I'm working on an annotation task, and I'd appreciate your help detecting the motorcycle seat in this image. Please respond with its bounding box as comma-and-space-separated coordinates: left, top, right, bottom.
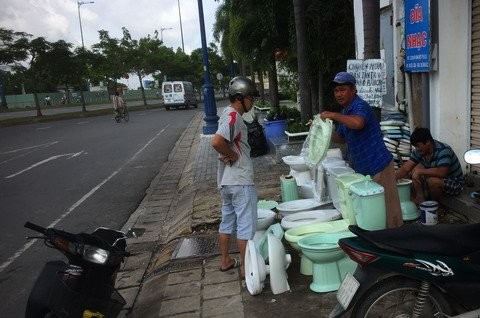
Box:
349, 223, 480, 256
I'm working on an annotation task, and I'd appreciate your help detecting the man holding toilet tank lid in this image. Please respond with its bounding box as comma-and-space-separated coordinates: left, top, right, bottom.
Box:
320, 71, 403, 228
211, 76, 260, 278
395, 127, 464, 206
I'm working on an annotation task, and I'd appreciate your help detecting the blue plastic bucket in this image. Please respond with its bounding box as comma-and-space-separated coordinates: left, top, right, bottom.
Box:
264, 119, 287, 139
420, 201, 438, 225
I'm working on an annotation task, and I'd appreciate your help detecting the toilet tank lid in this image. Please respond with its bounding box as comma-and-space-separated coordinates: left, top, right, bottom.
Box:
349, 178, 384, 196
327, 165, 354, 176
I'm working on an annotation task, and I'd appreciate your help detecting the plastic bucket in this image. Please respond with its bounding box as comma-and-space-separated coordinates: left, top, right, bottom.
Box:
420, 201, 438, 225
264, 119, 287, 139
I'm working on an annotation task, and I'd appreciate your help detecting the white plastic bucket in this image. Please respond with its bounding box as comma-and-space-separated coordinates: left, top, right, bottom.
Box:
419, 201, 438, 225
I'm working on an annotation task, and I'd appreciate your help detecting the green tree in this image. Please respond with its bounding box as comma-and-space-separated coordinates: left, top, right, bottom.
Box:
19, 37, 52, 116
214, 0, 292, 111
92, 30, 130, 94
0, 28, 32, 108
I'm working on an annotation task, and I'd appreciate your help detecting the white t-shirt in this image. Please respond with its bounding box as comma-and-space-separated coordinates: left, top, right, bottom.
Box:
215, 106, 254, 187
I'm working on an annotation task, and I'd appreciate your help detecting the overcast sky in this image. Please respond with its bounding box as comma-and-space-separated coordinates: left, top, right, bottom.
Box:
1, 0, 220, 54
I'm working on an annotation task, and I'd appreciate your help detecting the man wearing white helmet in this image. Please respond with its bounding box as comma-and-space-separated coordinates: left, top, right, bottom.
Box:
211, 76, 260, 278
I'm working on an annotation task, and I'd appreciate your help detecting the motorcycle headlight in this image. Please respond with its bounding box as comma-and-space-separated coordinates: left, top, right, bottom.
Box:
82, 245, 110, 264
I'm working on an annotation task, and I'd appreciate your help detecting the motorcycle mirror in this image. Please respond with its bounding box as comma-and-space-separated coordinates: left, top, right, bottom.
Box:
464, 149, 480, 164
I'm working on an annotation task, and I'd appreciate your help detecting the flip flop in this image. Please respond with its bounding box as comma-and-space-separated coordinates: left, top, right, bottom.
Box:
219, 258, 241, 272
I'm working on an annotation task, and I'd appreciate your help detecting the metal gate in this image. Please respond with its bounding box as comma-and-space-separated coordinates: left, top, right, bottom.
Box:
471, 0, 480, 173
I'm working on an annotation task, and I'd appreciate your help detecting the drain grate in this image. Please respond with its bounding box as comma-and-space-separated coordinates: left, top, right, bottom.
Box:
172, 234, 238, 259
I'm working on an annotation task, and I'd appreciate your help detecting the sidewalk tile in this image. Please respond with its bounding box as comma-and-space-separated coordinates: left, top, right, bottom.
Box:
203, 281, 241, 300
202, 295, 243, 317
167, 269, 203, 285
159, 295, 201, 316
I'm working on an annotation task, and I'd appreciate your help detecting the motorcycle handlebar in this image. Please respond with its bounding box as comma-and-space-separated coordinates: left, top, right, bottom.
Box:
24, 222, 47, 235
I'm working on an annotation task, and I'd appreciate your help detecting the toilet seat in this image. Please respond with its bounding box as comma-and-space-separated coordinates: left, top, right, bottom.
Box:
245, 234, 291, 295
280, 209, 341, 230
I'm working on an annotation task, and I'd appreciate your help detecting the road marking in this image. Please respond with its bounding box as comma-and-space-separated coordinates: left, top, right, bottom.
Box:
36, 127, 51, 130
0, 125, 169, 274
77, 121, 89, 125
0, 141, 59, 155
5, 151, 84, 179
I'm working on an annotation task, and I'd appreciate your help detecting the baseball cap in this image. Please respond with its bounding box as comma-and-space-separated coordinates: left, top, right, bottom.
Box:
331, 72, 356, 86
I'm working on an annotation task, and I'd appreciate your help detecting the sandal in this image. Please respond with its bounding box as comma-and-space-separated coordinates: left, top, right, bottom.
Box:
219, 258, 241, 272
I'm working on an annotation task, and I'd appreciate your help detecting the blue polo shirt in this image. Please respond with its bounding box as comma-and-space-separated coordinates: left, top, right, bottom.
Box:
337, 95, 392, 175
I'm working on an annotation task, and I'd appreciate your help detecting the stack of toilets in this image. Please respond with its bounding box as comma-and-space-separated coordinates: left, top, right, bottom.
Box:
246, 115, 418, 296
280, 147, 395, 293
246, 205, 291, 296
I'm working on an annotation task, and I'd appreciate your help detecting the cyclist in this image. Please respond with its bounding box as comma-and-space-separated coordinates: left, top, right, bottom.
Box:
112, 91, 126, 116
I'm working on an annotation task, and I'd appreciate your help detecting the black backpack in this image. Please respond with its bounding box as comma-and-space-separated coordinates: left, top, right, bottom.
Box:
244, 119, 269, 157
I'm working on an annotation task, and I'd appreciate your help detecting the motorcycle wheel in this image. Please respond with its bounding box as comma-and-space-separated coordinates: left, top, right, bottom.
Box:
123, 110, 129, 122
351, 276, 452, 318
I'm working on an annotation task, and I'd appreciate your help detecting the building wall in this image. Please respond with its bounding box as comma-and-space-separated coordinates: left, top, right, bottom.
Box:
354, 0, 471, 168
429, 0, 470, 164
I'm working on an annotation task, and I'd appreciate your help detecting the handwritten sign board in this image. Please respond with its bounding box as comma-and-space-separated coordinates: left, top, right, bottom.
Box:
404, 0, 430, 72
346, 59, 386, 108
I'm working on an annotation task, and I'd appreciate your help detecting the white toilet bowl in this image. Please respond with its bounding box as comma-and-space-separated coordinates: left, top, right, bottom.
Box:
284, 219, 350, 275
280, 209, 341, 231
282, 155, 312, 185
276, 199, 324, 217
298, 231, 356, 292
257, 208, 276, 230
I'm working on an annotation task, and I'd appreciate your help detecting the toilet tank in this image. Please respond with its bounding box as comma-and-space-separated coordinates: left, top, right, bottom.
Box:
349, 177, 386, 230
334, 173, 364, 224
326, 166, 355, 212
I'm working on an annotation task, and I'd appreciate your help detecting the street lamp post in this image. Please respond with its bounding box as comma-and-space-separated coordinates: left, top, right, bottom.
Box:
177, 0, 185, 52
160, 27, 173, 42
197, 0, 218, 134
77, 1, 94, 48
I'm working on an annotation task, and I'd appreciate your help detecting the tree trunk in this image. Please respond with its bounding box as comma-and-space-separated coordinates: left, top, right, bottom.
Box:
80, 89, 87, 112
33, 92, 42, 117
317, 69, 325, 113
293, 0, 312, 123
137, 72, 147, 106
362, 0, 380, 59
311, 73, 319, 115
362, 0, 381, 121
257, 70, 265, 103
268, 57, 279, 111
33, 81, 42, 117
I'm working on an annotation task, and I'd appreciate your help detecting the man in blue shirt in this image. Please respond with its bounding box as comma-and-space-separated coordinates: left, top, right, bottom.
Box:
395, 127, 464, 205
320, 71, 403, 228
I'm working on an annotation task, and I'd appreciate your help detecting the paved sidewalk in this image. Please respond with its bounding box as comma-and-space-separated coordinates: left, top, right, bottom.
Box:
113, 109, 342, 317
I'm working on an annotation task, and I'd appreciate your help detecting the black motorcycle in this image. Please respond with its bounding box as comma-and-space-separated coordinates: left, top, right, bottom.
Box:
24, 222, 136, 318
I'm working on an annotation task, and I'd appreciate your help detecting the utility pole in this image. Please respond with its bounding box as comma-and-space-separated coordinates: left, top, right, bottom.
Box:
77, 1, 94, 48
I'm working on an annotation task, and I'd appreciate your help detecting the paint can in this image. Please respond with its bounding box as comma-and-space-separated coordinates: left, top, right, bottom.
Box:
419, 201, 438, 225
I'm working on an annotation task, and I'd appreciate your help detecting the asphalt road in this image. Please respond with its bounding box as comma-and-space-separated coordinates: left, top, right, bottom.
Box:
0, 105, 205, 316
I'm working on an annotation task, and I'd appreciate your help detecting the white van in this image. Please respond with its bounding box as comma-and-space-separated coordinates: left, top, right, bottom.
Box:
162, 81, 198, 110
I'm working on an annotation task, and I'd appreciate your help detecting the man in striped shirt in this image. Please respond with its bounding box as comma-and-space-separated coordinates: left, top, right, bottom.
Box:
395, 127, 465, 205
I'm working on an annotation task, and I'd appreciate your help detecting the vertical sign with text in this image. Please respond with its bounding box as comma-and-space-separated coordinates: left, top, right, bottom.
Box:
347, 59, 386, 108
405, 0, 430, 72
